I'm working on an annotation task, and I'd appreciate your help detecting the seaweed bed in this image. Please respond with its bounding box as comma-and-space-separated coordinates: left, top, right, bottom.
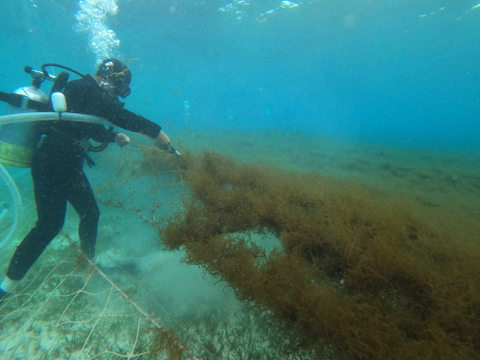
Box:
138, 136, 480, 360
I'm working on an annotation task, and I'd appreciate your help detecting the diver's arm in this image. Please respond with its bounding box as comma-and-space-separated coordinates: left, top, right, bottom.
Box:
90, 125, 118, 144
67, 78, 162, 138
103, 104, 176, 153
68, 78, 175, 152
99, 100, 162, 139
88, 125, 129, 147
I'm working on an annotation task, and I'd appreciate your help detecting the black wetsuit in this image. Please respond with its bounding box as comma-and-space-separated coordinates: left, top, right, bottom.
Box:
6, 76, 162, 281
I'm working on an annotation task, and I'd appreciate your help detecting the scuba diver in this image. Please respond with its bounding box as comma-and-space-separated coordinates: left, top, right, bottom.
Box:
0, 59, 175, 302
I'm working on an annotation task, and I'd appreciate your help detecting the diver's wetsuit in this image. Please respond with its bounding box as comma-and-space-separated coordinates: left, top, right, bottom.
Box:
6, 76, 162, 281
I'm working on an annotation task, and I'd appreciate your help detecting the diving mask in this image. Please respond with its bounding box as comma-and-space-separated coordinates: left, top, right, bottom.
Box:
97, 59, 132, 98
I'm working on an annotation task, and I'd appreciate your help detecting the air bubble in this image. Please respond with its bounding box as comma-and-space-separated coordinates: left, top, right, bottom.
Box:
74, 0, 120, 63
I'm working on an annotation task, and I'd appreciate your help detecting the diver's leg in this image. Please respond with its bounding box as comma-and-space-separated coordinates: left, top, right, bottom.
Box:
5, 158, 68, 282
67, 169, 99, 259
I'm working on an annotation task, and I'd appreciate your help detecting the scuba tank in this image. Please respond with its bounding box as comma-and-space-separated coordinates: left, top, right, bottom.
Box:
0, 86, 48, 168
0, 63, 121, 168
0, 65, 67, 168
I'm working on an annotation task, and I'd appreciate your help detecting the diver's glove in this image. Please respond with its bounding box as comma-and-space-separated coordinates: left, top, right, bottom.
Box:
115, 133, 130, 147
154, 130, 181, 156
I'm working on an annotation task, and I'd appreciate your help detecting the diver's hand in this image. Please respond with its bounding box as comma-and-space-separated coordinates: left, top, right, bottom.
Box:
115, 133, 130, 147
154, 130, 181, 156
154, 130, 172, 152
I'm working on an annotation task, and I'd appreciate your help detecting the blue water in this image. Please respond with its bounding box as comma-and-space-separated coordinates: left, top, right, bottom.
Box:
1, 0, 479, 151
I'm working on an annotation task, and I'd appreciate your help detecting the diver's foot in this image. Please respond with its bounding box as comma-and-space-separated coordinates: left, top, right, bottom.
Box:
0, 288, 10, 303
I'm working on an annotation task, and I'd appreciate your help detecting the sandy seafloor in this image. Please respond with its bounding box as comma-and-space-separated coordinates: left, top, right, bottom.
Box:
0, 128, 479, 359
